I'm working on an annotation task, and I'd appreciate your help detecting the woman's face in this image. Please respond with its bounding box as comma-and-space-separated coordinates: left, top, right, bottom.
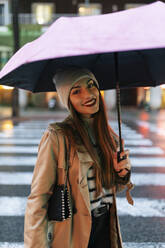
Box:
69, 78, 99, 118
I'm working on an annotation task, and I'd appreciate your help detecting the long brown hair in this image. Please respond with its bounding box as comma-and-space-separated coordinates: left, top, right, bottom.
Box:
63, 91, 117, 196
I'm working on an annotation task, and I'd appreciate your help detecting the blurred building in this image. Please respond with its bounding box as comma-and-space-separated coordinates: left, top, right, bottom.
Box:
0, 0, 164, 109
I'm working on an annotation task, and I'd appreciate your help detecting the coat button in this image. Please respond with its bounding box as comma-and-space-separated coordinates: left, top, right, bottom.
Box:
48, 232, 52, 241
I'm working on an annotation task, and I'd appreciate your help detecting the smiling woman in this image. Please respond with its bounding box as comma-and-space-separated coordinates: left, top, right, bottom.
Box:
69, 78, 99, 118
24, 67, 133, 248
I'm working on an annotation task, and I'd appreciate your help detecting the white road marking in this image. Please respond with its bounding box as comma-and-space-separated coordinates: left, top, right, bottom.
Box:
124, 243, 165, 248
0, 130, 144, 139
137, 120, 165, 136
0, 197, 26, 216
122, 133, 144, 139
0, 146, 38, 154
0, 156, 36, 166
0, 139, 156, 155
0, 133, 43, 138
0, 197, 165, 217
0, 155, 165, 168
130, 157, 165, 167
0, 243, 24, 248
0, 139, 40, 145
110, 121, 144, 138
16, 124, 50, 128
1, 172, 165, 186
0, 138, 152, 146
123, 130, 141, 135
131, 173, 165, 186
9, 127, 45, 131
126, 146, 164, 155
0, 141, 157, 155
0, 172, 33, 185
1, 130, 44, 135
117, 198, 165, 217
109, 121, 134, 130
0, 243, 165, 248
124, 139, 152, 146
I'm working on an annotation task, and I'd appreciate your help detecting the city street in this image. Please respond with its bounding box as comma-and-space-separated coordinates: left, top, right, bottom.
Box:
0, 109, 165, 248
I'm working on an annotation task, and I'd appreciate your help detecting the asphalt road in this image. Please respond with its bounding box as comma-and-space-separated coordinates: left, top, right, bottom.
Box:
0, 109, 165, 248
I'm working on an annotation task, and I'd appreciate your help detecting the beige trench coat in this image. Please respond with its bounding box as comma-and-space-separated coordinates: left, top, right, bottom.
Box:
24, 117, 133, 248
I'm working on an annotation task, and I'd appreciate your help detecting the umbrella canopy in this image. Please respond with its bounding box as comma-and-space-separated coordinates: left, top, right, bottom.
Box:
0, 1, 165, 92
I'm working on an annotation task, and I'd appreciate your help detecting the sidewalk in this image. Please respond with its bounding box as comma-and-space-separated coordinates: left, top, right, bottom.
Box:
0, 107, 69, 122
110, 107, 165, 123
0, 106, 165, 123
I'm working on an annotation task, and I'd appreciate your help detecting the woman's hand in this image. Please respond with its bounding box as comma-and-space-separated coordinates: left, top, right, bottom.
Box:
113, 150, 131, 177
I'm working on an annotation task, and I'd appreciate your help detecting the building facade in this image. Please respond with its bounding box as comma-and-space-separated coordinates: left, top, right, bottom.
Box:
0, 0, 164, 109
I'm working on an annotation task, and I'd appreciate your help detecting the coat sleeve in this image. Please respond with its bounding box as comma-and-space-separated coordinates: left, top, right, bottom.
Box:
24, 129, 59, 248
108, 125, 132, 186
109, 126, 134, 204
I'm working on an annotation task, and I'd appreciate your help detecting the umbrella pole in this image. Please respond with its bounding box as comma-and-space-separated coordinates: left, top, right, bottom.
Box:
116, 82, 123, 153
114, 52, 123, 153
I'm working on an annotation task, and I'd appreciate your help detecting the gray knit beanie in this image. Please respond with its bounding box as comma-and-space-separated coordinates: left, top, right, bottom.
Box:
52, 67, 99, 109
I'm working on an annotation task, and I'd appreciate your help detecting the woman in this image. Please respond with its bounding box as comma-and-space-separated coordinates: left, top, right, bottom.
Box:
24, 67, 134, 248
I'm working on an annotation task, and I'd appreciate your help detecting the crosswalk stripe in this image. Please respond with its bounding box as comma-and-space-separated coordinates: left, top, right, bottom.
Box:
122, 133, 144, 139
0, 146, 38, 154
0, 172, 32, 184
137, 120, 165, 136
117, 198, 165, 217
124, 139, 152, 146
110, 121, 135, 130
0, 156, 36, 166
0, 197, 26, 216
1, 130, 44, 135
0, 138, 152, 146
126, 146, 164, 155
130, 157, 165, 167
0, 156, 164, 168
0, 133, 43, 138
0, 243, 165, 248
0, 172, 165, 186
0, 197, 165, 217
1, 131, 144, 139
0, 243, 23, 248
124, 243, 165, 248
109, 121, 144, 139
0, 155, 165, 168
0, 139, 40, 145
131, 173, 165, 185
0, 145, 162, 155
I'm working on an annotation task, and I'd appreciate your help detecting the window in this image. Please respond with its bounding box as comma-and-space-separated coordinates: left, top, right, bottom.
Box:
78, 3, 102, 16
0, 4, 4, 25
125, 4, 145, 10
32, 3, 54, 24
0, 0, 9, 26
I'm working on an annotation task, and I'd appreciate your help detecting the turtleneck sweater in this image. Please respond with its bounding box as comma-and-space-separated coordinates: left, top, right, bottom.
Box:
81, 116, 113, 211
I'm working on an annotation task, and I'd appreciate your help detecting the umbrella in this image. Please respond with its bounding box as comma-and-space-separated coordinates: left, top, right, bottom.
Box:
0, 1, 165, 154
1, 1, 165, 91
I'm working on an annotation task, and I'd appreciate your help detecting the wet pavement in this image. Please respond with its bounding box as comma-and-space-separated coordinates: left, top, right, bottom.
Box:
0, 107, 165, 247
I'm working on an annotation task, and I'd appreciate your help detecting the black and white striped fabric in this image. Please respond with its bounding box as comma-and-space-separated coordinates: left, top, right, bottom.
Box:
87, 166, 113, 211
82, 117, 114, 210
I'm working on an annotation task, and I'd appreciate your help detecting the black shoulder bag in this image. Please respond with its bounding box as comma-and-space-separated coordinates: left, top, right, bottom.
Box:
47, 137, 72, 221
